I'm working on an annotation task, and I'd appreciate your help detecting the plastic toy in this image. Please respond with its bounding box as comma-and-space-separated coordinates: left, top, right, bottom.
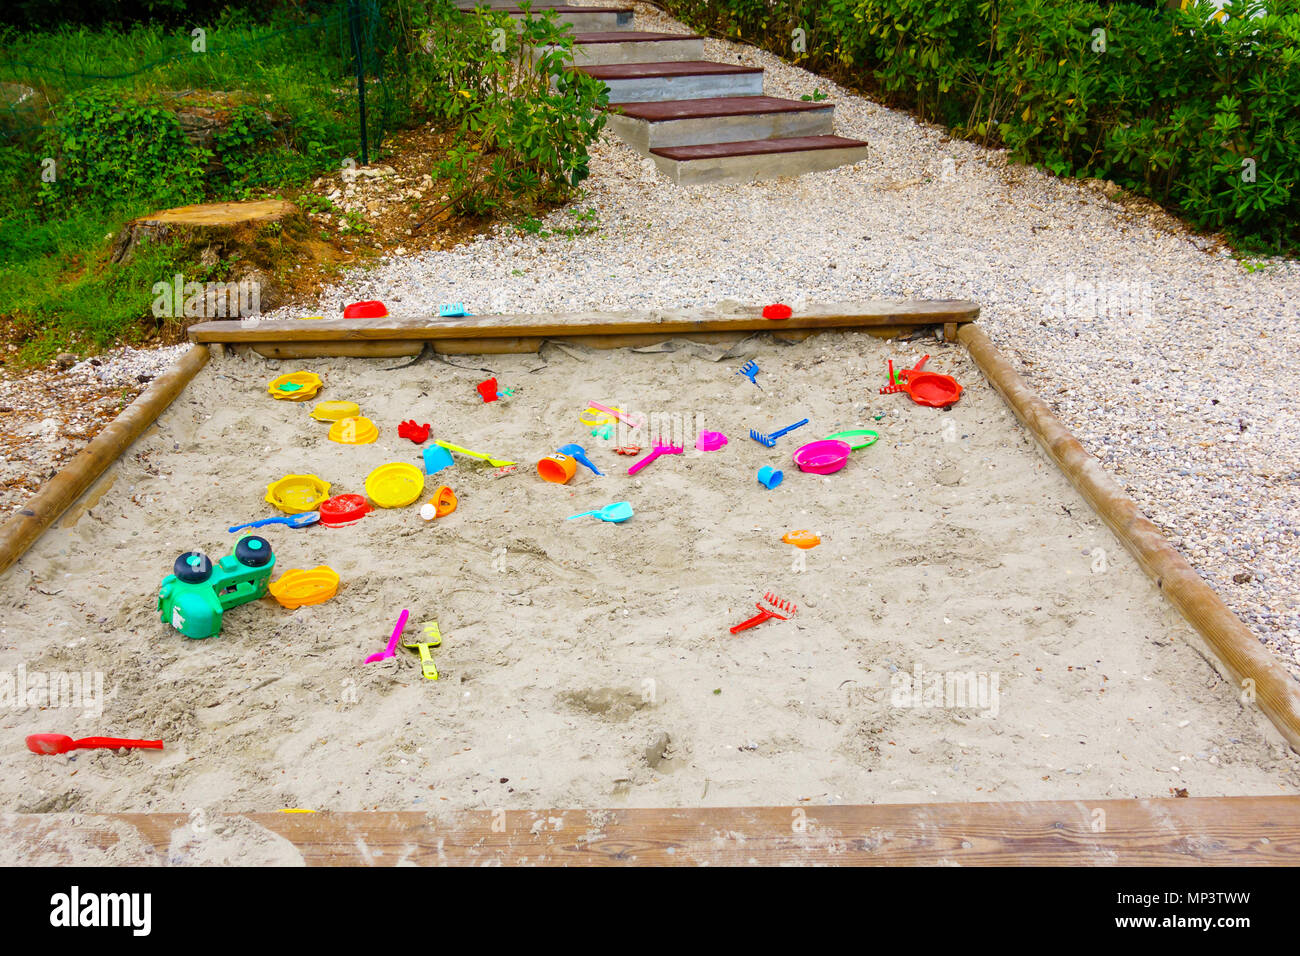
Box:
730, 592, 797, 634
265, 474, 331, 514
557, 443, 603, 476
591, 425, 613, 440
26, 734, 163, 755
757, 466, 784, 489
750, 418, 809, 447
419, 486, 457, 520
613, 445, 641, 456
583, 402, 642, 429
782, 530, 821, 549
567, 501, 633, 523
268, 372, 323, 402
823, 429, 879, 450
268, 566, 340, 610
762, 303, 792, 320
627, 440, 684, 475
319, 494, 370, 527
538, 453, 578, 484
879, 355, 962, 407
343, 300, 387, 318
158, 536, 275, 639
228, 512, 319, 533
328, 416, 378, 444
477, 378, 499, 403
310, 400, 360, 422
398, 420, 431, 444
793, 439, 851, 475
404, 620, 441, 680
365, 609, 409, 664
736, 360, 761, 388
495, 465, 517, 477
434, 440, 516, 467
696, 431, 728, 451
365, 462, 424, 508
439, 303, 470, 317
422, 444, 455, 475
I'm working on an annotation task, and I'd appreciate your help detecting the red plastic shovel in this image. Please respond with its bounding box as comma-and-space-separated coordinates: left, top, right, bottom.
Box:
26, 734, 163, 755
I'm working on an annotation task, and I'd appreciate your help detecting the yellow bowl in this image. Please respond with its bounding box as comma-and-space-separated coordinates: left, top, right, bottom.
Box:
269, 566, 340, 610
310, 400, 360, 422
265, 473, 331, 514
268, 371, 323, 401
365, 462, 424, 509
328, 416, 378, 444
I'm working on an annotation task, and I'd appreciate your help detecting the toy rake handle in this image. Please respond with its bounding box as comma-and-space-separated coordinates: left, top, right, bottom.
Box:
75, 737, 164, 750
730, 605, 787, 634
626, 448, 663, 476
771, 419, 810, 440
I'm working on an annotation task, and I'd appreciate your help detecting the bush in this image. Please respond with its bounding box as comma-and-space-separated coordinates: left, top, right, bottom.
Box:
658, 0, 1299, 253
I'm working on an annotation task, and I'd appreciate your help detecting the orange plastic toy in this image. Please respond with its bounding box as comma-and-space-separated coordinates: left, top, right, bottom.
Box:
537, 453, 578, 484
782, 530, 821, 549
419, 486, 457, 520
269, 566, 340, 609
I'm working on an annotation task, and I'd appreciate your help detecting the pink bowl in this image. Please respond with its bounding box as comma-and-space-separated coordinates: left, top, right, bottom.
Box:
793, 439, 851, 475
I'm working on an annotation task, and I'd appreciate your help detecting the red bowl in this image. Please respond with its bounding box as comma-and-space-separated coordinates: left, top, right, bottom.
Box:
905, 372, 963, 408
319, 493, 371, 526
343, 300, 388, 319
762, 303, 792, 320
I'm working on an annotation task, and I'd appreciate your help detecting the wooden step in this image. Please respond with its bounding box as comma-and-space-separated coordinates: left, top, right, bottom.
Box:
542, 31, 705, 66
649, 135, 869, 185
498, 6, 635, 30
606, 96, 834, 153
575, 60, 764, 103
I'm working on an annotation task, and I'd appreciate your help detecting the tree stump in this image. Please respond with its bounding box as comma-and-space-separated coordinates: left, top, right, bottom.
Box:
110, 200, 298, 264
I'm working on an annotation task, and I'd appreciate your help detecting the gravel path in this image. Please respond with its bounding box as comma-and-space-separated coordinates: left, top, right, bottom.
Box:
12, 2, 1298, 677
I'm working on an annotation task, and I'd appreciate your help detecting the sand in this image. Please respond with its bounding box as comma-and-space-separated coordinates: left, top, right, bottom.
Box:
1, 331, 1297, 822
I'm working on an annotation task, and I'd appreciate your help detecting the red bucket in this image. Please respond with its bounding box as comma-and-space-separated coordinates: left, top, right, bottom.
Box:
343, 300, 388, 319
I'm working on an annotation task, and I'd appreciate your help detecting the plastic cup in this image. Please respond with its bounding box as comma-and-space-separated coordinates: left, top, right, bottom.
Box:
422, 444, 454, 476
757, 466, 784, 489
538, 453, 578, 484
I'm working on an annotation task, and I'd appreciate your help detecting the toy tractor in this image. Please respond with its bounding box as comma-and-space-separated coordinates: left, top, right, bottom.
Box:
158, 536, 276, 639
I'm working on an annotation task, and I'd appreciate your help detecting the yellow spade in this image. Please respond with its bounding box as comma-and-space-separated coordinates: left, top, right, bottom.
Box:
433, 440, 516, 468
404, 620, 441, 680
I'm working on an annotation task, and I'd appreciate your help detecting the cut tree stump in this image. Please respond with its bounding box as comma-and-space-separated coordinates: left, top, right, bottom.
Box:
110, 200, 298, 265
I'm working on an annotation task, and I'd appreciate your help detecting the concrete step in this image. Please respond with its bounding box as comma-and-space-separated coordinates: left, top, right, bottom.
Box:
539, 31, 705, 67
649, 135, 869, 185
575, 60, 764, 103
507, 7, 634, 30
606, 96, 835, 154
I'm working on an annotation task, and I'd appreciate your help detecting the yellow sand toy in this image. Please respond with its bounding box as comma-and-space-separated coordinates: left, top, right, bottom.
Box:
265, 474, 331, 514
432, 440, 516, 468
404, 620, 441, 680
269, 566, 340, 609
267, 371, 323, 401
365, 462, 424, 508
310, 400, 360, 422
328, 416, 378, 444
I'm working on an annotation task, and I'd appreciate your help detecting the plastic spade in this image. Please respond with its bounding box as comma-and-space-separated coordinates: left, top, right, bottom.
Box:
557, 443, 604, 476
228, 512, 319, 533
26, 734, 163, 755
566, 502, 634, 523
364, 609, 410, 664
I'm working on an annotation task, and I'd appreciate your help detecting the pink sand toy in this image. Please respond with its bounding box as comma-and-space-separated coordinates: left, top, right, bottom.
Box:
364, 609, 409, 664
792, 439, 852, 475
586, 402, 643, 429
696, 430, 728, 451
627, 439, 684, 475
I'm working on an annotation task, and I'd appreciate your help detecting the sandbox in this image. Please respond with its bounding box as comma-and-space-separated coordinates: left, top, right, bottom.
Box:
2, 327, 1297, 837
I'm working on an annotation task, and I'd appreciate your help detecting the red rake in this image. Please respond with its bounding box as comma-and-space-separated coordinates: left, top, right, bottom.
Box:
879, 354, 929, 394
730, 591, 798, 634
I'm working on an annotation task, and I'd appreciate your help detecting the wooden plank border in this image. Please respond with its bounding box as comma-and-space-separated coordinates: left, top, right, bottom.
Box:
0, 344, 210, 577
186, 299, 980, 353
4, 796, 1298, 865
959, 324, 1300, 751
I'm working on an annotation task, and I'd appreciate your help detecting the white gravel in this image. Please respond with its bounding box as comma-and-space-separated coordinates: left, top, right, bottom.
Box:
260, 1, 1298, 676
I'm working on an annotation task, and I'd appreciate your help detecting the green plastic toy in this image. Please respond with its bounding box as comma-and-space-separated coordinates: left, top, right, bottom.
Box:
158, 536, 276, 639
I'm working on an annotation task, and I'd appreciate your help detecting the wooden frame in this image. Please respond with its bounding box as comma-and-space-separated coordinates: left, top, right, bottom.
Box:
4, 301, 1298, 865
4, 796, 1298, 865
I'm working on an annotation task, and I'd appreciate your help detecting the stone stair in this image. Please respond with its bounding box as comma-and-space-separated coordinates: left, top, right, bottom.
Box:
456, 1, 868, 184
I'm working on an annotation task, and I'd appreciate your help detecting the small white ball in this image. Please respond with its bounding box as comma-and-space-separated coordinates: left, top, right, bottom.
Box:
419, 503, 436, 521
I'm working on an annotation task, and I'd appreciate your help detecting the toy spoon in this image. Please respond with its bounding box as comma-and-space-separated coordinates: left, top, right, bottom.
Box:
566, 502, 634, 523
228, 512, 320, 533
364, 609, 409, 664
26, 734, 163, 755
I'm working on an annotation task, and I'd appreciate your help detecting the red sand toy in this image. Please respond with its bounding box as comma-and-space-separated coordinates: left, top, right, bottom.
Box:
730, 592, 797, 634
343, 300, 388, 318
763, 303, 792, 320
879, 355, 963, 408
27, 734, 162, 755
398, 420, 431, 444
477, 378, 499, 403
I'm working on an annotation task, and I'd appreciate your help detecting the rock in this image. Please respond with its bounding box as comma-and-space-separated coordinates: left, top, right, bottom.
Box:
54, 353, 77, 369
